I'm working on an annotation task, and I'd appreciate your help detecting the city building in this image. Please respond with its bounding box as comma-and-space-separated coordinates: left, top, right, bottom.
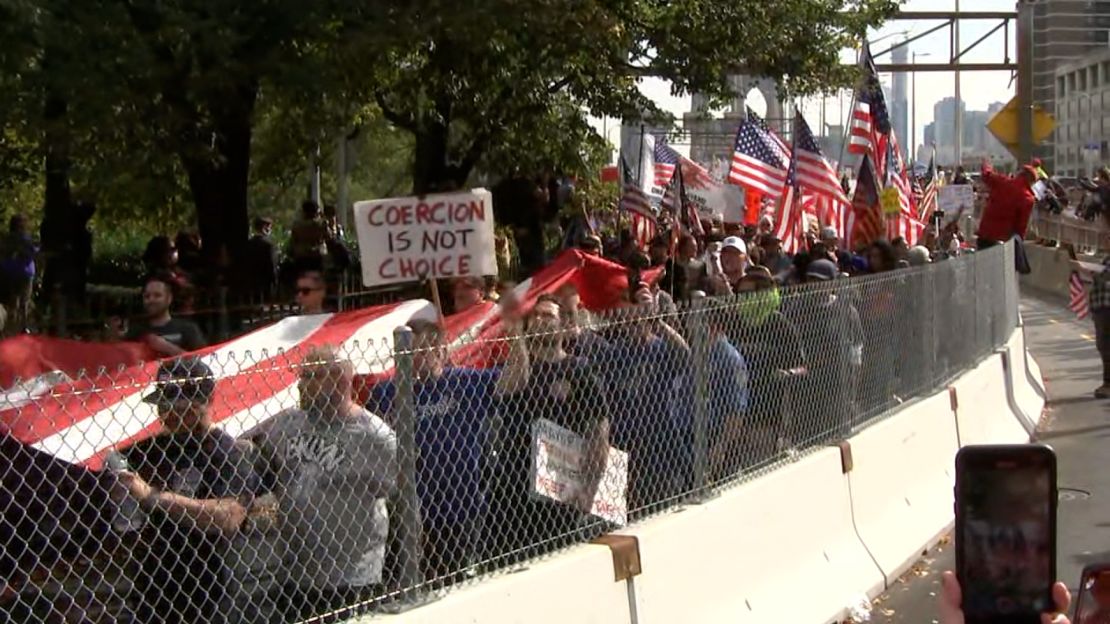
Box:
1053, 47, 1110, 177
923, 97, 1012, 167
890, 44, 910, 163
1031, 0, 1110, 168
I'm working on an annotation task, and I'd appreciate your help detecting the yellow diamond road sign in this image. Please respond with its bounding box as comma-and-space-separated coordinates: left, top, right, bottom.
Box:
986, 96, 1056, 158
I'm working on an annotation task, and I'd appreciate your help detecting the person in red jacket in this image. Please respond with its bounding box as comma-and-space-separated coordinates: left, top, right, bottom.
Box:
976, 159, 1037, 250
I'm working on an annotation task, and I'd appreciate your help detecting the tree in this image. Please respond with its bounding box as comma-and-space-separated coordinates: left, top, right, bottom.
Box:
373, 0, 901, 194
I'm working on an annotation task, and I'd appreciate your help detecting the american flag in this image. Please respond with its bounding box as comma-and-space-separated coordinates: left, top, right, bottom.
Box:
660, 163, 705, 239
883, 133, 923, 245
729, 115, 790, 198
919, 147, 939, 223
654, 140, 679, 189
848, 42, 890, 158
850, 153, 883, 248
794, 112, 850, 205
747, 107, 791, 164
654, 141, 715, 191
772, 138, 805, 254
1070, 272, 1090, 320
620, 158, 658, 249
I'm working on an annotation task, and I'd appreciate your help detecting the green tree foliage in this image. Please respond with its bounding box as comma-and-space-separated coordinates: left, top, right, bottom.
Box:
0, 0, 897, 269
374, 0, 900, 193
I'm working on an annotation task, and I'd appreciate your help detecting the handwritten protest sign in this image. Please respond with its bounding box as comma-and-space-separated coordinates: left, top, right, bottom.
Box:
353, 189, 497, 287
938, 185, 975, 225
531, 418, 628, 526
880, 187, 901, 215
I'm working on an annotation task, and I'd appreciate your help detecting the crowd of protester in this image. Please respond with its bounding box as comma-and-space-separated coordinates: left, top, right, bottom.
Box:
0, 157, 1046, 622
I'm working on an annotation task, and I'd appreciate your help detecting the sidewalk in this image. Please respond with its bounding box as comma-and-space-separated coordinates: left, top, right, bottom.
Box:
868, 291, 1110, 623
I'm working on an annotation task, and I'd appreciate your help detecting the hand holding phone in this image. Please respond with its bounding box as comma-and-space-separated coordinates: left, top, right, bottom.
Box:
955, 444, 1058, 623
940, 571, 1071, 624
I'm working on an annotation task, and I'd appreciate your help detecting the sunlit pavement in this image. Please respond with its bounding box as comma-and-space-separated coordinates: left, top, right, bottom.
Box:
866, 289, 1108, 623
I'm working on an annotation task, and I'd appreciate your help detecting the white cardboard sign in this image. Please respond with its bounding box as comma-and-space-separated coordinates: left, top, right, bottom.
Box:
353, 189, 497, 287
531, 418, 629, 526
938, 185, 975, 220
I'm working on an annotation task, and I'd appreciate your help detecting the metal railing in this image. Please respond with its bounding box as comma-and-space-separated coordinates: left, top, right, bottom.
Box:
0, 244, 1018, 623
1030, 210, 1105, 252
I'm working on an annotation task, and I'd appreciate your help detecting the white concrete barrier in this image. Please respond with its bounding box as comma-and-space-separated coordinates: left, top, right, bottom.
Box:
1020, 244, 1072, 299
1003, 328, 1046, 433
845, 392, 960, 584
951, 354, 1031, 446
372, 544, 632, 624
630, 447, 883, 624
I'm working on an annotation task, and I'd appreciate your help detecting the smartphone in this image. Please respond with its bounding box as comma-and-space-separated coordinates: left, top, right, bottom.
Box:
1074, 563, 1110, 624
955, 444, 1057, 623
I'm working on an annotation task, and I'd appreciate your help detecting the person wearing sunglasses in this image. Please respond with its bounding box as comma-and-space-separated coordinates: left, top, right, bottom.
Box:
294, 270, 327, 315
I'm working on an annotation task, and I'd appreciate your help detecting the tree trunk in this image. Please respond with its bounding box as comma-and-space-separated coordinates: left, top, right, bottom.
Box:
178, 86, 257, 277
411, 121, 474, 195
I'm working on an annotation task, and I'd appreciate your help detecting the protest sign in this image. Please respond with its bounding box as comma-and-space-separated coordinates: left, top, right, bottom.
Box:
938, 185, 975, 226
353, 189, 497, 287
880, 187, 901, 215
531, 418, 629, 526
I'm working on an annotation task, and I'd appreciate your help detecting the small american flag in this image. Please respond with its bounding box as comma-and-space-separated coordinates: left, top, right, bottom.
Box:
1070, 272, 1091, 320
772, 138, 805, 254
794, 112, 850, 204
621, 158, 658, 249
849, 42, 890, 158
883, 133, 923, 245
919, 147, 939, 224
729, 116, 790, 198
653, 140, 679, 189
661, 163, 705, 238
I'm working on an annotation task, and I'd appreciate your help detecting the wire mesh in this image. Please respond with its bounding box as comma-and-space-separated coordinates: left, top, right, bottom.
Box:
0, 245, 1018, 623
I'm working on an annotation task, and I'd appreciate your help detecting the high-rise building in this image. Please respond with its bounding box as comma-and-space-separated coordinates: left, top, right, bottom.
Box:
891, 44, 910, 162
1053, 47, 1110, 177
1031, 0, 1110, 168
932, 97, 966, 165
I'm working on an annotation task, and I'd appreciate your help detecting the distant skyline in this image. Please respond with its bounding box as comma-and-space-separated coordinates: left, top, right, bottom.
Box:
599, 0, 1017, 163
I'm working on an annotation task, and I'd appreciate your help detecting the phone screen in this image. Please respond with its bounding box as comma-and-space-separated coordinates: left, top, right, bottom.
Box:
959, 462, 1054, 618
1075, 569, 1110, 624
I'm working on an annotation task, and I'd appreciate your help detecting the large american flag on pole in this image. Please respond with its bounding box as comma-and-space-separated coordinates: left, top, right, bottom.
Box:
848, 41, 889, 159
729, 115, 790, 198
794, 112, 849, 232
747, 107, 792, 163
620, 158, 658, 249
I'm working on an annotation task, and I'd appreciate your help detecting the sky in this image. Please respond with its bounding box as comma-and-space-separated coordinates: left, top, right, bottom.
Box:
598, 0, 1018, 163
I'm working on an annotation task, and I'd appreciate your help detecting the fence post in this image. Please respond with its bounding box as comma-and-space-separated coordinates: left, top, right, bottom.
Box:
217, 285, 230, 342
689, 295, 710, 500
391, 326, 425, 596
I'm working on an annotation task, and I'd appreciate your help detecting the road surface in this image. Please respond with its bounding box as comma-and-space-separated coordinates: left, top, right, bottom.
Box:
868, 290, 1110, 623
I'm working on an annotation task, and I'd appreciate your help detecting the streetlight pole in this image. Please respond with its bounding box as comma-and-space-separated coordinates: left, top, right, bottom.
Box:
912, 51, 931, 166
954, 0, 963, 168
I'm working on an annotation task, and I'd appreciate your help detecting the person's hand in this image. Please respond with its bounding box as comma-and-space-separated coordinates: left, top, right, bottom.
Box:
116, 471, 154, 502
939, 571, 1071, 624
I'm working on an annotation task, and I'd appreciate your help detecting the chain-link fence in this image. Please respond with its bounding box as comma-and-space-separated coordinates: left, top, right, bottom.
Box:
0, 244, 1019, 624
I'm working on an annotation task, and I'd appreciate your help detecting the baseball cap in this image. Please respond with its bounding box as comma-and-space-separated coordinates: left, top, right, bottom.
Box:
142, 356, 216, 407
820, 226, 839, 241
806, 259, 840, 281
722, 236, 747, 254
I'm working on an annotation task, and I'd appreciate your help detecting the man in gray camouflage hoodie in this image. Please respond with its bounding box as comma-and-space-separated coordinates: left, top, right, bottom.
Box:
245, 346, 397, 621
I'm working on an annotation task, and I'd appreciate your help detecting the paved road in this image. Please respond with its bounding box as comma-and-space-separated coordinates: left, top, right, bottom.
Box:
869, 290, 1110, 623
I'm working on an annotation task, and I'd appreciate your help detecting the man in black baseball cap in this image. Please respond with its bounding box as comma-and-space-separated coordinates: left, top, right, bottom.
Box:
118, 355, 259, 624
141, 356, 217, 433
